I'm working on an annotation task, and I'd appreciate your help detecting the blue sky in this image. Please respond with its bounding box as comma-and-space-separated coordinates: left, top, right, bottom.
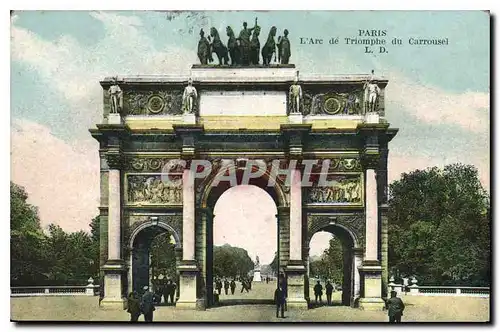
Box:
10, 11, 490, 259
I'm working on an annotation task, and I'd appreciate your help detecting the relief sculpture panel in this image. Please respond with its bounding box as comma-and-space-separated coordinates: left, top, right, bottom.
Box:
302, 87, 365, 116
123, 89, 184, 116
126, 174, 182, 205
306, 174, 363, 205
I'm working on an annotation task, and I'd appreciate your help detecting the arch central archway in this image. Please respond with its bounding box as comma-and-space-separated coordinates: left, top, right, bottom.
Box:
128, 221, 182, 298
307, 221, 362, 307
199, 166, 286, 307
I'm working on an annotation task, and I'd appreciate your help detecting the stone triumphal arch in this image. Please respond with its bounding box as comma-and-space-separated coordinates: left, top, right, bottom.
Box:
90, 65, 398, 310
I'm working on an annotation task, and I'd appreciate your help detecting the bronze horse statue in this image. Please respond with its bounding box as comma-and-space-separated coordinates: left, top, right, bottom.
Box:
226, 26, 240, 66
209, 27, 229, 66
261, 26, 277, 65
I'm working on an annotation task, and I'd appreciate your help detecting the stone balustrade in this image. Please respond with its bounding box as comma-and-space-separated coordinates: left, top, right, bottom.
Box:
11, 278, 99, 297
387, 278, 489, 298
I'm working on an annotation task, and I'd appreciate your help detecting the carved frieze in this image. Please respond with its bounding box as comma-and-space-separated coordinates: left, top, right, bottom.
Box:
306, 174, 363, 205
123, 89, 184, 116
126, 157, 185, 172
303, 89, 364, 116
307, 214, 365, 248
126, 175, 182, 205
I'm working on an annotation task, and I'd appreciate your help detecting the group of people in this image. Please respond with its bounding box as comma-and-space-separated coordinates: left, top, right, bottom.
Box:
213, 277, 237, 296
152, 279, 177, 305
313, 280, 336, 306
213, 276, 254, 301
126, 286, 156, 322
311, 280, 406, 322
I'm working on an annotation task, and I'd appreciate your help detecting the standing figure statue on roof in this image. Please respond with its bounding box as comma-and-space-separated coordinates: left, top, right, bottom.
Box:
262, 26, 277, 66
277, 29, 291, 65
182, 78, 198, 114
289, 71, 303, 114
197, 28, 212, 65
239, 18, 258, 66
108, 77, 123, 114
250, 22, 261, 65
363, 70, 381, 113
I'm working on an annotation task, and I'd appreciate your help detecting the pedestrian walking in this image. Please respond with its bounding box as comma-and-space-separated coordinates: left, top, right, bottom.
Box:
325, 280, 334, 306
314, 280, 323, 304
169, 280, 177, 304
140, 286, 155, 322
386, 291, 405, 323
127, 291, 141, 322
224, 278, 230, 295
216, 279, 223, 295
274, 285, 286, 318
230, 279, 236, 295
241, 279, 249, 293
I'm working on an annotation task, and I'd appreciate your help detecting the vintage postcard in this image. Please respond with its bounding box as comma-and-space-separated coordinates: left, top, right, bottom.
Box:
10, 10, 490, 323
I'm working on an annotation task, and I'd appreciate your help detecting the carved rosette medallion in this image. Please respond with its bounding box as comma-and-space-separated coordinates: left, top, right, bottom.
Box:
147, 95, 165, 114
323, 96, 342, 115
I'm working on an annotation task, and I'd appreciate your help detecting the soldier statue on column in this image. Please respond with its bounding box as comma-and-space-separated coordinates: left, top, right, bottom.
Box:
289, 71, 303, 114
108, 77, 123, 114
364, 70, 381, 113
182, 78, 198, 114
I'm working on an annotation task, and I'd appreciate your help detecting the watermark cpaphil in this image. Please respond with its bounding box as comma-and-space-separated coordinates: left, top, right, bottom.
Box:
160, 159, 357, 188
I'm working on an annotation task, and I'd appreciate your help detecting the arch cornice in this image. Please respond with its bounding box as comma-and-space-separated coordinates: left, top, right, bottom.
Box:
128, 218, 182, 250
307, 213, 364, 249
197, 161, 288, 209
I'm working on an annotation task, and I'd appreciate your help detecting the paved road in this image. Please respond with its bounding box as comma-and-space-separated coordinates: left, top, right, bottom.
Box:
11, 282, 490, 322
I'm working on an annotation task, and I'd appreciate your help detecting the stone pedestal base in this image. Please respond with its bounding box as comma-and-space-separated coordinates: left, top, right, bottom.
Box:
107, 113, 123, 125
284, 263, 308, 309
358, 263, 384, 311
253, 270, 262, 282
176, 261, 199, 309
288, 113, 303, 124
183, 113, 196, 124
100, 260, 126, 309
364, 112, 380, 124
358, 297, 385, 310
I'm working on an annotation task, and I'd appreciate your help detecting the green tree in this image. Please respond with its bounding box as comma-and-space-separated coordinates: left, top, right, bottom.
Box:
150, 233, 177, 279
309, 237, 343, 284
10, 182, 47, 285
213, 244, 254, 278
388, 164, 490, 286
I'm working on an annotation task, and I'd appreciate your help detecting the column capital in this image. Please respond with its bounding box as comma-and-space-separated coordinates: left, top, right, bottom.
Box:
280, 124, 312, 159
174, 124, 204, 160
361, 152, 380, 169
106, 150, 124, 169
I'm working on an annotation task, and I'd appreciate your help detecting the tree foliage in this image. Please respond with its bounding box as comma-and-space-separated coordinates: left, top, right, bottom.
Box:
10, 183, 47, 284
388, 164, 490, 286
309, 236, 343, 284
213, 244, 254, 278
150, 233, 177, 279
11, 182, 100, 286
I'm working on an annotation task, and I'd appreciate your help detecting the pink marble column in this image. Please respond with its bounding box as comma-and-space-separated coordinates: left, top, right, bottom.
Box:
182, 166, 195, 261
289, 168, 302, 261
108, 169, 121, 260
365, 168, 378, 261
